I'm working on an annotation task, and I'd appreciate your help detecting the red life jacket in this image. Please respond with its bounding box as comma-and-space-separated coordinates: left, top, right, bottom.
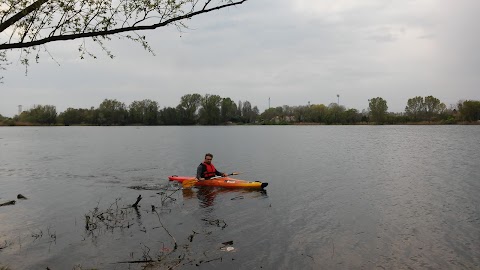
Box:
202, 162, 217, 179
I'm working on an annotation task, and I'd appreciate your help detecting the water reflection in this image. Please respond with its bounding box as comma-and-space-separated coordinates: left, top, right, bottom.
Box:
2, 126, 479, 269
182, 187, 268, 208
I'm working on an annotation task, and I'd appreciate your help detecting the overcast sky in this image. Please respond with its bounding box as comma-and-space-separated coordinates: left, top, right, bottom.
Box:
1, 0, 479, 117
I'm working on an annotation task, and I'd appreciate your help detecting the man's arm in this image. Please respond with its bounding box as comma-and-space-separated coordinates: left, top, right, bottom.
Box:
196, 164, 204, 179
215, 169, 226, 177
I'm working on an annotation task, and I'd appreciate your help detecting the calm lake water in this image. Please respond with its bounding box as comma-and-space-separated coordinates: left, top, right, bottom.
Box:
0, 126, 479, 269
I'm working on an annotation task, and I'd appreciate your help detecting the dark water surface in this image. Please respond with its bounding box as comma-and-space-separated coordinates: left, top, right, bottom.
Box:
0, 126, 479, 269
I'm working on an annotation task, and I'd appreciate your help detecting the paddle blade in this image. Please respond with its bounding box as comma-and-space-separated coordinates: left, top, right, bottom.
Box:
182, 178, 198, 188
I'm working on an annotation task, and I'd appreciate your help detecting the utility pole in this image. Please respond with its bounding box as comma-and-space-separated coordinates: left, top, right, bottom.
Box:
334, 95, 340, 124
18, 105, 22, 115
268, 97, 270, 109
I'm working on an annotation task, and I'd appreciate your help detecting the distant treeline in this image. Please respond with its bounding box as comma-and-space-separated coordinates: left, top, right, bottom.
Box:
1, 94, 479, 126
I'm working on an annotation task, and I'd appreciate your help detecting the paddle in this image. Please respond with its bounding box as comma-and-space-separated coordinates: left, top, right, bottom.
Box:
182, 172, 241, 188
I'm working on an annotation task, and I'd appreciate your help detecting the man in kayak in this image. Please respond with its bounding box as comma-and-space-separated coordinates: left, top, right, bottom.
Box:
196, 153, 227, 180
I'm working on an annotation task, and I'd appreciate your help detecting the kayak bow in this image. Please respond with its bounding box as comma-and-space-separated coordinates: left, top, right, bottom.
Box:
169, 175, 268, 189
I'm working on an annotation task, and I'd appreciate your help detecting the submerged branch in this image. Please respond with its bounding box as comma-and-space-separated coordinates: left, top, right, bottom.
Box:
0, 200, 15, 207
153, 209, 177, 251
132, 195, 142, 208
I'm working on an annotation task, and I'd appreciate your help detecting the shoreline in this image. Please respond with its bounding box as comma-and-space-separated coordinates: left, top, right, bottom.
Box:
1, 121, 479, 127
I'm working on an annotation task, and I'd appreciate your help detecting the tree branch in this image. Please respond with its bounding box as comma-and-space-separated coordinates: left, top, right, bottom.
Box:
0, 0, 50, 33
0, 0, 247, 50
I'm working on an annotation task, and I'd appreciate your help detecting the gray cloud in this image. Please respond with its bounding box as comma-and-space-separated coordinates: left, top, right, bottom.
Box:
1, 0, 479, 117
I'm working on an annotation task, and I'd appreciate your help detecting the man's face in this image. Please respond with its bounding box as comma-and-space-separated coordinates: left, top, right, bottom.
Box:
204, 156, 212, 164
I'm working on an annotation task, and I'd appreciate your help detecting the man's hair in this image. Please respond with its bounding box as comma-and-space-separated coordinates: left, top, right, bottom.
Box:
205, 153, 213, 159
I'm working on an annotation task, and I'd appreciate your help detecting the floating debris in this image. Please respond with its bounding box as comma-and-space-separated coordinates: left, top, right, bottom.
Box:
220, 246, 235, 252
188, 231, 199, 242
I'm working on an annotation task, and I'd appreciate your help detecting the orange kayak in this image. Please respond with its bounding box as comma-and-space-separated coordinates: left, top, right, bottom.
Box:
168, 175, 268, 189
